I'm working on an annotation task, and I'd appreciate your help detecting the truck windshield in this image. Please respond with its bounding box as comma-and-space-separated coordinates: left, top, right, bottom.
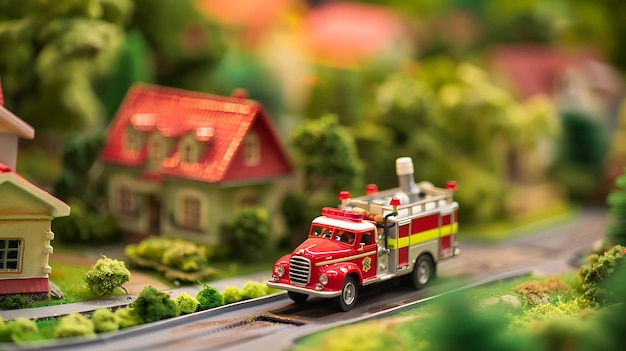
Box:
310, 226, 356, 245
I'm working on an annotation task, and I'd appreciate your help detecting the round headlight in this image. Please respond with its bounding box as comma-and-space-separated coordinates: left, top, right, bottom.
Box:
274, 265, 285, 277
319, 273, 328, 285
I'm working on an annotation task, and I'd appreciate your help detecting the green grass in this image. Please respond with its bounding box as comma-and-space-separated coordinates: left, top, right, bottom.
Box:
27, 263, 126, 308
294, 272, 586, 351
460, 203, 578, 242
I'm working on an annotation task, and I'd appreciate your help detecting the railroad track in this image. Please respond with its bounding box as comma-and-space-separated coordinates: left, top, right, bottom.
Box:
4, 269, 533, 351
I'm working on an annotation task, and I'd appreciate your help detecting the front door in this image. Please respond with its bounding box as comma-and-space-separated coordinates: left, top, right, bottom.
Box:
148, 195, 161, 235
358, 231, 378, 282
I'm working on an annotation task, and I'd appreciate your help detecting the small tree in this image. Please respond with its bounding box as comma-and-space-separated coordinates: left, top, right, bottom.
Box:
606, 168, 626, 246
222, 208, 271, 262
174, 292, 199, 314
291, 114, 363, 195
196, 282, 223, 311
132, 286, 180, 323
53, 313, 95, 339
84, 256, 131, 296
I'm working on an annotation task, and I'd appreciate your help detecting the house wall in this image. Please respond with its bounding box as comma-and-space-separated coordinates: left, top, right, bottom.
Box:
0, 133, 17, 170
0, 219, 52, 280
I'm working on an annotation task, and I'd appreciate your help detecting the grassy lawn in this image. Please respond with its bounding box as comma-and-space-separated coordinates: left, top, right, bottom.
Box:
294, 272, 591, 351
28, 263, 125, 308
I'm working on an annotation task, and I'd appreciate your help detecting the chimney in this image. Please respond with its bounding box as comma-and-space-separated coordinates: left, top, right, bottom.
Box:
395, 157, 420, 202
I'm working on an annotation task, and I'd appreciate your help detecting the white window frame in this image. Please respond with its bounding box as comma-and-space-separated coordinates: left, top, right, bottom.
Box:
0, 239, 23, 272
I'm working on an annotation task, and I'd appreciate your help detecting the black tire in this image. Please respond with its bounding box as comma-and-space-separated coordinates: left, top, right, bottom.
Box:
337, 276, 358, 312
288, 291, 308, 304
410, 255, 435, 289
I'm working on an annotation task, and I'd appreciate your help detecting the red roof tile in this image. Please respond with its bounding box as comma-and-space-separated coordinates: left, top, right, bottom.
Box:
100, 83, 291, 183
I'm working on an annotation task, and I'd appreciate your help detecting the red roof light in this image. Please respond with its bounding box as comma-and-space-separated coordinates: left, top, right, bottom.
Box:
338, 191, 351, 201
389, 198, 401, 207
446, 180, 458, 191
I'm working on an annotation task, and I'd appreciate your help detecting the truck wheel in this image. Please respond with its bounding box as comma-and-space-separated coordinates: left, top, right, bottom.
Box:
288, 291, 308, 304
337, 276, 358, 312
410, 255, 435, 289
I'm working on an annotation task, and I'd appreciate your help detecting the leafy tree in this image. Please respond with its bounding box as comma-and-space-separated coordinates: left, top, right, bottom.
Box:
363, 58, 557, 223
0, 0, 133, 132
53, 313, 95, 339
53, 133, 105, 206
291, 114, 363, 195
92, 308, 120, 333
131, 0, 225, 90
84, 256, 130, 296
222, 208, 272, 263
132, 286, 180, 323
196, 282, 224, 311
550, 110, 608, 201
174, 292, 199, 314
606, 168, 626, 246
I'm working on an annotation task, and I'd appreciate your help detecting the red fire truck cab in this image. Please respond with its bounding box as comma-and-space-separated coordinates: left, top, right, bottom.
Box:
268, 157, 459, 311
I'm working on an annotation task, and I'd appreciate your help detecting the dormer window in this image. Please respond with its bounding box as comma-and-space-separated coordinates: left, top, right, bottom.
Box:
244, 132, 260, 166
124, 127, 143, 152
180, 137, 199, 164
149, 134, 165, 167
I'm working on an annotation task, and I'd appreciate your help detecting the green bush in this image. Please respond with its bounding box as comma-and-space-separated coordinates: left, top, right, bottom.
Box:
221, 208, 272, 262
128, 237, 212, 273
84, 255, 131, 296
222, 286, 243, 304
132, 286, 180, 323
0, 318, 38, 342
241, 281, 268, 300
174, 292, 199, 314
52, 200, 118, 243
53, 313, 95, 339
92, 308, 120, 333
115, 306, 143, 328
196, 282, 224, 311
579, 245, 626, 305
0, 294, 33, 310
161, 240, 208, 272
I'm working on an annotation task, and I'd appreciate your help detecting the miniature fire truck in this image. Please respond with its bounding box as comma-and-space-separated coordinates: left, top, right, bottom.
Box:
267, 157, 459, 311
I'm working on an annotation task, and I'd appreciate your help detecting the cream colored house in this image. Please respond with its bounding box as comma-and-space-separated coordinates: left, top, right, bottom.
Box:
0, 164, 70, 295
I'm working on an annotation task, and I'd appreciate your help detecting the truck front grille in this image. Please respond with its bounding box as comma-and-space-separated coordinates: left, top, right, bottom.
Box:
289, 256, 311, 286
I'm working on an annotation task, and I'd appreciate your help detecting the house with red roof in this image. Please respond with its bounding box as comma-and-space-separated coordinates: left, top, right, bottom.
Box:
490, 45, 622, 120
0, 80, 35, 170
100, 84, 292, 245
0, 80, 70, 295
0, 164, 70, 295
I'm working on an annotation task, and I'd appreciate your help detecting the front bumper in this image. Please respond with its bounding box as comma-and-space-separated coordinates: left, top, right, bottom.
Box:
266, 281, 341, 298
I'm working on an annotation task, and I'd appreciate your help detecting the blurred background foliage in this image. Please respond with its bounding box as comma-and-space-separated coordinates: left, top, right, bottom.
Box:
0, 0, 624, 225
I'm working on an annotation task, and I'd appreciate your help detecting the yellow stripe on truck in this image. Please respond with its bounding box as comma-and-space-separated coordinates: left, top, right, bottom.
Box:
388, 223, 458, 249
